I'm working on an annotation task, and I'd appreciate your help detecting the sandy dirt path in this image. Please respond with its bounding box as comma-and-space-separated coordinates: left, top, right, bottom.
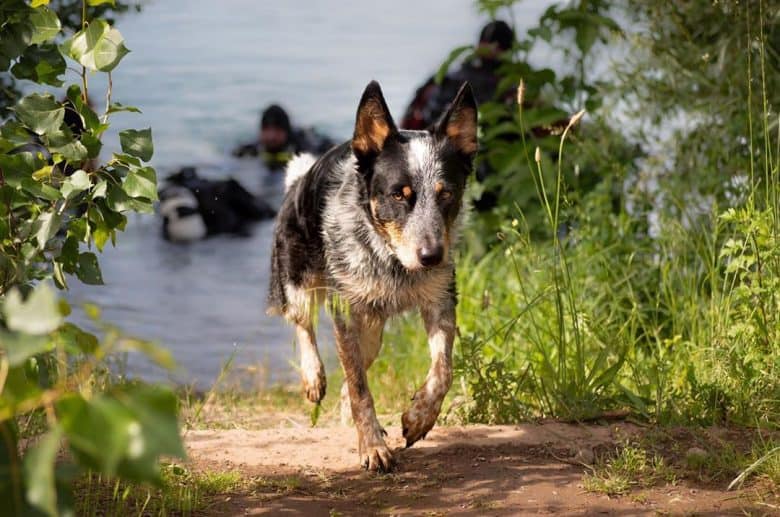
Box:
184, 422, 771, 515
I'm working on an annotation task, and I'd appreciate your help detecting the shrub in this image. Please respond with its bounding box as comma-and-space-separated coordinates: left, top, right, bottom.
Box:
0, 1, 182, 514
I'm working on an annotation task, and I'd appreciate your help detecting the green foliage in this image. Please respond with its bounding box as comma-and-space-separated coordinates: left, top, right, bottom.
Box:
453, 193, 633, 422
0, 1, 181, 515
1, 288, 184, 516
438, 0, 780, 429
583, 444, 675, 496
616, 0, 779, 199
460, 0, 630, 240
0, 0, 140, 113
60, 18, 130, 72
75, 464, 244, 516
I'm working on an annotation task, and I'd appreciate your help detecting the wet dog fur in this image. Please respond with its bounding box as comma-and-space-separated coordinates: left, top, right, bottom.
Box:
267, 81, 477, 472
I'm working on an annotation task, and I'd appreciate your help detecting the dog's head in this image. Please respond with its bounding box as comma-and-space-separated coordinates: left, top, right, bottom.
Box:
352, 81, 477, 271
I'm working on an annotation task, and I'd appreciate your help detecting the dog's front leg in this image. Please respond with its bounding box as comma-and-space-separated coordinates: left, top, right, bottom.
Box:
333, 312, 394, 472
402, 299, 455, 447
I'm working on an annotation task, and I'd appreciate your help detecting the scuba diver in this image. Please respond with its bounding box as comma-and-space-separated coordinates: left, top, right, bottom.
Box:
158, 166, 276, 242
232, 104, 334, 171
401, 20, 516, 131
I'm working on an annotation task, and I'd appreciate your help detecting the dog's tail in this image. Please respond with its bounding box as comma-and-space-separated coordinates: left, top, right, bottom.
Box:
285, 153, 317, 192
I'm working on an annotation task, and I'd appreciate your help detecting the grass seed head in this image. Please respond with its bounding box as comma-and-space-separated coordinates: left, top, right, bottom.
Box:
517, 80, 525, 108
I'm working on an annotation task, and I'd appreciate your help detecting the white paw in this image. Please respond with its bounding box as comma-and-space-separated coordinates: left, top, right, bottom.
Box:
301, 359, 326, 403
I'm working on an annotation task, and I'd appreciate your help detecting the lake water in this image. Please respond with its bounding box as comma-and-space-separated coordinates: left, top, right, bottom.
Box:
66, 0, 552, 388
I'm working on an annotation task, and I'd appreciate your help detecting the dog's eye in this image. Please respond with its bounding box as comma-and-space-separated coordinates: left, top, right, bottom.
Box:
439, 190, 453, 201
391, 186, 413, 202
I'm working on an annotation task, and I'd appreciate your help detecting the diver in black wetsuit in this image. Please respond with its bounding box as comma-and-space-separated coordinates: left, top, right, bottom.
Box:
158, 166, 276, 242
401, 20, 516, 131
232, 104, 333, 171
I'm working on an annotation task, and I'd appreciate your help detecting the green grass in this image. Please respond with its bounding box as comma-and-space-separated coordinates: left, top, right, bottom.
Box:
582, 430, 780, 497
730, 442, 780, 490
254, 474, 303, 493
583, 444, 676, 496
75, 464, 244, 516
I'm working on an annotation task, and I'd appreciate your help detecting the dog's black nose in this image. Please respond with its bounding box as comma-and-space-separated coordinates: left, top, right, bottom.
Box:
417, 245, 444, 267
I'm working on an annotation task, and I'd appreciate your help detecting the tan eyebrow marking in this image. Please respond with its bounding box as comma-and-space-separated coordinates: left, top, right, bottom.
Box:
402, 185, 413, 199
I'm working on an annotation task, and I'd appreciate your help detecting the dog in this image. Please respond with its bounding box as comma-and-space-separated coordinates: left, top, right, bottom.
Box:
267, 80, 477, 471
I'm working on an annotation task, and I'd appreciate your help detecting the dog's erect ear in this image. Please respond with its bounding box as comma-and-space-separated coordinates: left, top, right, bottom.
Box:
352, 81, 398, 156
434, 82, 478, 156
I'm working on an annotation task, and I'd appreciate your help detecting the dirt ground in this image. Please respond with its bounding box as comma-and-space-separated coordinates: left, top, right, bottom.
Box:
184, 422, 777, 516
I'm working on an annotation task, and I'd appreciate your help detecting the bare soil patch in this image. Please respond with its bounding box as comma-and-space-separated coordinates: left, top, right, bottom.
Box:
184, 422, 776, 515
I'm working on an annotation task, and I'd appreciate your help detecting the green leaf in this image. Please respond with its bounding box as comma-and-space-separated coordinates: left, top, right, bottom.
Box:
56, 323, 98, 355
0, 153, 36, 188
29, 6, 61, 45
67, 218, 89, 242
1, 120, 36, 147
112, 152, 142, 167
33, 211, 62, 250
81, 133, 103, 158
59, 236, 79, 273
49, 137, 88, 164
32, 164, 53, 181
11, 44, 66, 86
21, 178, 61, 201
57, 394, 132, 476
106, 103, 141, 115
575, 23, 598, 55
435, 45, 473, 84
3, 284, 63, 335
119, 128, 153, 162
0, 22, 33, 71
92, 180, 107, 199
310, 402, 321, 427
93, 224, 110, 251
112, 384, 186, 480
53, 261, 67, 289
123, 166, 157, 200
106, 182, 154, 213
61, 170, 91, 200
14, 93, 64, 136
59, 298, 70, 317
76, 252, 103, 285
58, 386, 184, 484
31, 0, 51, 6
60, 19, 130, 72
3, 364, 43, 407
96, 200, 127, 230
0, 330, 50, 367
66, 84, 102, 134
83, 303, 101, 320
87, 0, 116, 5
23, 427, 62, 517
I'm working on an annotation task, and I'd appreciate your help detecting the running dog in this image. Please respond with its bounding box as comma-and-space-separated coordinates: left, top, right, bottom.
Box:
267, 81, 477, 472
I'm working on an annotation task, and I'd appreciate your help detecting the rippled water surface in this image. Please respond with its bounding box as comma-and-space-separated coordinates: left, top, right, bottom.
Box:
66, 0, 550, 387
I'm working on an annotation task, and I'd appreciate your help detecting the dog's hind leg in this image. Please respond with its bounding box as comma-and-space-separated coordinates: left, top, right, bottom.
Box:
333, 311, 394, 472
339, 317, 385, 426
402, 297, 456, 448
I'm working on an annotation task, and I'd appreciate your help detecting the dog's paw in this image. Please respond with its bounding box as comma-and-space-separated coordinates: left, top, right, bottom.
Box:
360, 443, 395, 473
302, 365, 327, 403
402, 394, 441, 448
